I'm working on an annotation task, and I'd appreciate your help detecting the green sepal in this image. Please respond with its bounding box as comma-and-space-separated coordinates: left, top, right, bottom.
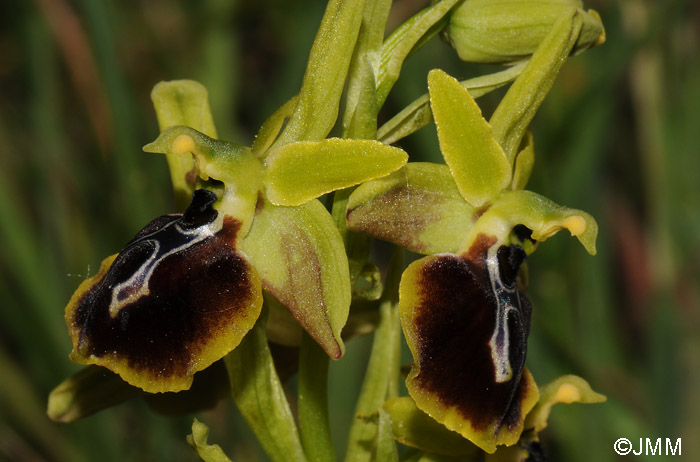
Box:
489, 9, 584, 164
428, 69, 511, 207
263, 138, 407, 206
510, 131, 535, 190
187, 419, 233, 462
252, 95, 298, 157
47, 365, 140, 423
224, 309, 307, 462
150, 80, 218, 210
143, 126, 263, 236
240, 198, 350, 359
459, 190, 598, 255
381, 397, 482, 457
524, 375, 606, 433
377, 63, 526, 146
347, 163, 474, 255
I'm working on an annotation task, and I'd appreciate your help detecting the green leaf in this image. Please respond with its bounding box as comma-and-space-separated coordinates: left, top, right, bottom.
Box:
252, 95, 298, 157
382, 397, 482, 457
187, 419, 233, 462
377, 63, 526, 146
428, 69, 511, 207
263, 138, 407, 206
47, 366, 140, 423
347, 163, 474, 255
376, 0, 462, 108
459, 189, 598, 255
489, 9, 583, 164
524, 375, 606, 433
510, 131, 535, 190
225, 310, 307, 462
275, 0, 367, 144
241, 198, 350, 359
150, 80, 218, 209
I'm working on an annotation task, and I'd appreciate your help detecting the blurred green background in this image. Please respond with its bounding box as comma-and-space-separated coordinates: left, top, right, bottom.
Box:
0, 0, 698, 461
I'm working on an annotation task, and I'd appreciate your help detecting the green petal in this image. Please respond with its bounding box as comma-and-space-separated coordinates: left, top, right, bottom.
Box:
187, 419, 233, 462
241, 198, 350, 358
382, 397, 482, 457
263, 138, 408, 206
150, 80, 218, 209
459, 190, 598, 255
428, 69, 511, 207
347, 163, 474, 254
510, 131, 535, 190
524, 375, 606, 433
252, 95, 298, 157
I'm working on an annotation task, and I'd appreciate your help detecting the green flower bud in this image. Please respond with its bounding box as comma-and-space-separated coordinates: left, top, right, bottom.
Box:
445, 0, 605, 64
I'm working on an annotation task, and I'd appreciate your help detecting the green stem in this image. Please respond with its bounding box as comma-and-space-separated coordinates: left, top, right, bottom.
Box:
344, 250, 403, 462
299, 332, 337, 462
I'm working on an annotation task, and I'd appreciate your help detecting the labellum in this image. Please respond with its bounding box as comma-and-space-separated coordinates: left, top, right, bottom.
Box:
399, 237, 539, 453
65, 189, 263, 393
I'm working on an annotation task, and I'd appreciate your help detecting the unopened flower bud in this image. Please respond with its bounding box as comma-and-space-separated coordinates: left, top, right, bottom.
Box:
445, 0, 605, 64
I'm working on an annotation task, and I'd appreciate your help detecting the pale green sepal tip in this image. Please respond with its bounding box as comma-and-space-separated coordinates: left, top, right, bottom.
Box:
187, 419, 233, 462
428, 69, 511, 207
263, 138, 408, 206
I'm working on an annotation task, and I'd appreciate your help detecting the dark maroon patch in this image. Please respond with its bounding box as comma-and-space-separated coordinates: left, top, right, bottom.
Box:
412, 245, 531, 433
72, 190, 256, 379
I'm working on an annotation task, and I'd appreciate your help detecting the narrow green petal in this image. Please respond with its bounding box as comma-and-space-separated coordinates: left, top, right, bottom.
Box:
459, 190, 598, 255
252, 95, 298, 157
263, 138, 407, 206
524, 375, 606, 433
187, 419, 233, 462
241, 198, 350, 358
510, 131, 535, 190
347, 163, 474, 255
428, 69, 511, 207
382, 397, 482, 457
